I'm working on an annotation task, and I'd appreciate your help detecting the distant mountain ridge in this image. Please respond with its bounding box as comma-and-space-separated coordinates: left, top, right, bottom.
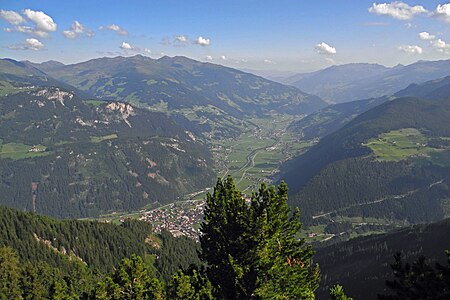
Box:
288, 75, 450, 141
285, 60, 450, 103
0, 58, 90, 98
28, 55, 326, 139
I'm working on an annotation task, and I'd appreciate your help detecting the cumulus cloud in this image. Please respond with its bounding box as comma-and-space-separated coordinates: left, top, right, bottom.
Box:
176, 35, 188, 43
419, 31, 436, 40
63, 21, 94, 39
0, 10, 25, 25
205, 55, 213, 61
263, 59, 275, 64
119, 42, 152, 55
417, 30, 450, 55
397, 44, 423, 54
22, 9, 57, 32
14, 25, 48, 38
430, 38, 450, 54
315, 42, 337, 55
220, 55, 226, 60
1, 9, 57, 38
369, 2, 427, 20
433, 3, 450, 24
195, 36, 210, 46
25, 38, 44, 50
7, 38, 44, 51
120, 42, 133, 50
99, 24, 128, 35
161, 35, 191, 47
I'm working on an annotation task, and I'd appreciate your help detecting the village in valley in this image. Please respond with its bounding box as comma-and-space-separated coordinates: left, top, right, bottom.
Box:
139, 200, 206, 242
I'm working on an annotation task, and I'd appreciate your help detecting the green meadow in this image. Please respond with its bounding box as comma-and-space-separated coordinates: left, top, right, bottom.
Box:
0, 143, 49, 160
366, 128, 434, 161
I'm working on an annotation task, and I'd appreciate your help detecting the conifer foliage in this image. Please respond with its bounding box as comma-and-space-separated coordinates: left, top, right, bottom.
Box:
378, 251, 450, 300
200, 176, 320, 299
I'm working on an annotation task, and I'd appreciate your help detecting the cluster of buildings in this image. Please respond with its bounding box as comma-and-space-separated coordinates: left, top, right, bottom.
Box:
140, 200, 205, 241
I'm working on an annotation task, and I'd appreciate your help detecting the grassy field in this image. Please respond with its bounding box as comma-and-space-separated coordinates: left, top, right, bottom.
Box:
212, 115, 314, 192
83, 99, 105, 106
0, 81, 37, 97
90, 134, 118, 143
0, 143, 49, 160
366, 128, 435, 161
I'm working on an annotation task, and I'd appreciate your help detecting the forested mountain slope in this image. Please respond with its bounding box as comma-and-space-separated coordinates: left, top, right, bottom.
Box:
289, 75, 450, 141
29, 55, 326, 138
288, 96, 391, 140
281, 80, 450, 226
0, 205, 200, 297
315, 218, 450, 299
0, 85, 214, 218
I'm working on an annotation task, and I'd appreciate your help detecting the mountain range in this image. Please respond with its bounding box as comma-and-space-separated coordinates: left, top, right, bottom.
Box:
0, 59, 216, 218
283, 60, 450, 104
28, 55, 326, 139
281, 75, 450, 228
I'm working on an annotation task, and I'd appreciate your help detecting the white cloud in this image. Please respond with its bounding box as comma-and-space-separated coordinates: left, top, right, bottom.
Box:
62, 30, 76, 39
263, 59, 275, 64
432, 39, 447, 49
205, 55, 213, 61
220, 55, 226, 60
430, 38, 450, 54
22, 9, 57, 32
195, 36, 210, 46
26, 38, 44, 50
397, 44, 423, 54
118, 42, 151, 55
369, 2, 427, 20
99, 24, 128, 35
120, 42, 133, 50
433, 3, 450, 24
0, 10, 25, 25
315, 42, 337, 55
176, 35, 188, 43
63, 21, 94, 39
7, 38, 44, 51
1, 9, 56, 38
419, 31, 436, 40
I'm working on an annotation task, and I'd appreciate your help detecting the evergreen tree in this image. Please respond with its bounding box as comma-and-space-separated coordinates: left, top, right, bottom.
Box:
0, 247, 23, 300
50, 279, 72, 300
378, 251, 450, 300
200, 176, 320, 299
94, 254, 165, 300
329, 285, 353, 300
252, 183, 320, 299
200, 176, 257, 298
167, 266, 214, 300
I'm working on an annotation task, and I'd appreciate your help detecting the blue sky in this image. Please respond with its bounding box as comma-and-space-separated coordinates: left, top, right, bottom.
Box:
1, 1, 450, 72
